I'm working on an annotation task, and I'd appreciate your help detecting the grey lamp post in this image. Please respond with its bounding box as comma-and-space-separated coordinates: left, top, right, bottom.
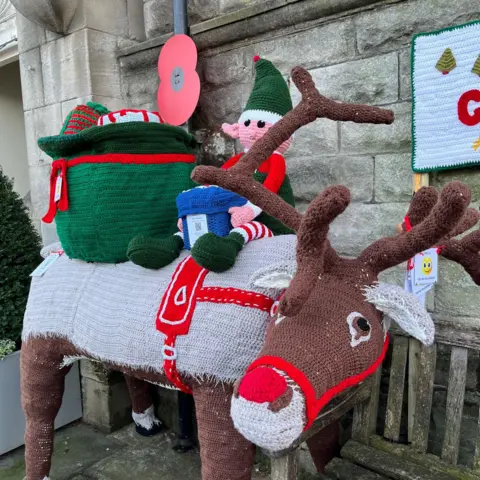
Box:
172, 0, 196, 455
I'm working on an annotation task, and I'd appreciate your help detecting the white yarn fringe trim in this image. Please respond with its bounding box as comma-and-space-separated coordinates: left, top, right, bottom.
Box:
132, 405, 162, 430
60, 355, 90, 368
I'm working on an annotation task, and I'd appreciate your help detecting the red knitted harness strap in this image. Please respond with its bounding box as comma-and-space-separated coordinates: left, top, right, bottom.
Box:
42, 153, 196, 223
246, 335, 390, 430
156, 256, 275, 394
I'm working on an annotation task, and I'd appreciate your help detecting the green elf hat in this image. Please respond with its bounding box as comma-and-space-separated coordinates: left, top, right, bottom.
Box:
239, 56, 293, 125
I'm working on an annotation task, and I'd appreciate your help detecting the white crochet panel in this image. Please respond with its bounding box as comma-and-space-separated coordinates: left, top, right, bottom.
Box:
23, 236, 297, 382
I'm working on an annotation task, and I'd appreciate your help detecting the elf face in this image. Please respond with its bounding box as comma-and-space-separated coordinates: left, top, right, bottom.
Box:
223, 119, 293, 154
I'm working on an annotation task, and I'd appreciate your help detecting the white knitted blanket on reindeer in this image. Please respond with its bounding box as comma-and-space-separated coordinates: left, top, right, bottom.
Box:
23, 235, 296, 383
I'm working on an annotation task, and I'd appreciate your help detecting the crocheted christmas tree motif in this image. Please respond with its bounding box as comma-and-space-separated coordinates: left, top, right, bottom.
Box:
472, 55, 480, 77
473, 137, 480, 152
435, 48, 456, 74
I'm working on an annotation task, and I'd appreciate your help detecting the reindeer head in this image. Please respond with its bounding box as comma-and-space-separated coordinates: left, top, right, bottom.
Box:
192, 68, 474, 452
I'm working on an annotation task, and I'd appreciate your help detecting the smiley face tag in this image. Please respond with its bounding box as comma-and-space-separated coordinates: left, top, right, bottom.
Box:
413, 248, 438, 286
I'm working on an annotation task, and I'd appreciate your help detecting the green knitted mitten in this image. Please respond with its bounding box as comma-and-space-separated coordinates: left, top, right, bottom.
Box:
127, 235, 184, 269
191, 232, 245, 273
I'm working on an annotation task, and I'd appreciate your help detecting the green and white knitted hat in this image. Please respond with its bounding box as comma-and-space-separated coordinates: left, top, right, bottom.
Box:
239, 56, 293, 125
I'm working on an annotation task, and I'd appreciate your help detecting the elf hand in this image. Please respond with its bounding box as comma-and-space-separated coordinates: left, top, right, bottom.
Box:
177, 218, 183, 232
229, 202, 262, 227
222, 122, 240, 139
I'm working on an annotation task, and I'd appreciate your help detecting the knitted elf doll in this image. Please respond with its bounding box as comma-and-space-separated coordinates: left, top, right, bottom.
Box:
127, 56, 295, 273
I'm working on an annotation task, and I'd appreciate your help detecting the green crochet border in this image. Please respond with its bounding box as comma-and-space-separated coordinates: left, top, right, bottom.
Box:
411, 19, 480, 173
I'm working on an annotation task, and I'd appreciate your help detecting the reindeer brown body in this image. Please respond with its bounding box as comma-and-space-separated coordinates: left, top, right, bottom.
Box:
21, 65, 479, 480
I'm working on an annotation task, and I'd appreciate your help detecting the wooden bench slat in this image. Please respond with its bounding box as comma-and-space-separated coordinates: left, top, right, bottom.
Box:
408, 338, 421, 443
352, 367, 382, 444
341, 440, 455, 480
371, 435, 480, 480
441, 346, 468, 465
325, 457, 388, 480
270, 451, 298, 480
384, 336, 409, 441
411, 343, 437, 453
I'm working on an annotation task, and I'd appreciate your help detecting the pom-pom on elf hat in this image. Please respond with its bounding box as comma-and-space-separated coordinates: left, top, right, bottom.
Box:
238, 56, 293, 126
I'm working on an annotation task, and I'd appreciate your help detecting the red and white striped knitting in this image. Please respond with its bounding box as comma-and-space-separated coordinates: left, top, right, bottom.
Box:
232, 221, 273, 244
98, 109, 165, 126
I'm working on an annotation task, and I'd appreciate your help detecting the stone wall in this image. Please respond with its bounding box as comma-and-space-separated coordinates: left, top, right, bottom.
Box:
120, 0, 480, 469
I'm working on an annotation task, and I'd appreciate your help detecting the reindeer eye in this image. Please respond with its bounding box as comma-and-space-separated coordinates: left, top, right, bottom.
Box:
257, 120, 266, 128
347, 312, 372, 348
244, 120, 251, 127
357, 317, 371, 333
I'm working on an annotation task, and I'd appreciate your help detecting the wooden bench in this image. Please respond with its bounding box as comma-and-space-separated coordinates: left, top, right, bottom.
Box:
269, 318, 480, 479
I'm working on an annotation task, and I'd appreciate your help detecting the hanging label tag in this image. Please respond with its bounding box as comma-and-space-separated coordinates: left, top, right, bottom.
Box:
413, 248, 438, 286
186, 214, 209, 248
30, 251, 63, 277
54, 174, 63, 202
404, 270, 429, 306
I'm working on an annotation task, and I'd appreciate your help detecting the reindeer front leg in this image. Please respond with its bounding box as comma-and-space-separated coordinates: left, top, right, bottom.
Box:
193, 383, 255, 480
21, 338, 71, 480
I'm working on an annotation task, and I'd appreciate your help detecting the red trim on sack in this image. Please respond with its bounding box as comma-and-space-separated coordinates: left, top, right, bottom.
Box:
42, 159, 69, 223
245, 335, 390, 430
197, 287, 274, 312
42, 153, 195, 222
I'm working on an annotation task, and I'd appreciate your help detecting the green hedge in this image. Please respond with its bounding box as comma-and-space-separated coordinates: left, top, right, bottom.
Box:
0, 169, 42, 351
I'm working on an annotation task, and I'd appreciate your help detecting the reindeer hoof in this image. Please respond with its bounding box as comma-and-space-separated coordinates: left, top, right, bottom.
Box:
135, 422, 164, 437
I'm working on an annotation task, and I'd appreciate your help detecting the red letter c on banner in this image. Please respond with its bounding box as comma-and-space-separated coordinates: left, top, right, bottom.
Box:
458, 90, 480, 126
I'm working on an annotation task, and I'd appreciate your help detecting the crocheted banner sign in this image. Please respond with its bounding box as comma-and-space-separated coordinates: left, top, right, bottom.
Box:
412, 21, 480, 172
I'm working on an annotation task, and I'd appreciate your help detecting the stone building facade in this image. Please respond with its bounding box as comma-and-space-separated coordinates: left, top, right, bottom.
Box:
3, 0, 480, 471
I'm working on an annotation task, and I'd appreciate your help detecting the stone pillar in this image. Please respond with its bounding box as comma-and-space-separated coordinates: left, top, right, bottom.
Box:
15, 0, 146, 432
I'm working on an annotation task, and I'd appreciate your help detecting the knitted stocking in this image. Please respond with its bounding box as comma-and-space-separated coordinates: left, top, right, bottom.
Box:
191, 221, 273, 273
127, 234, 184, 269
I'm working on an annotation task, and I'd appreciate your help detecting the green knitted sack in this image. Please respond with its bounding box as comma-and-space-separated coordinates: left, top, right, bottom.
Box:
39, 122, 198, 263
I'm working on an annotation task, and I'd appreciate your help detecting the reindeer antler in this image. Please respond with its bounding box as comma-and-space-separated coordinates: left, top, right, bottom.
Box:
280, 185, 350, 317
192, 66, 394, 232
398, 186, 480, 285
360, 182, 472, 275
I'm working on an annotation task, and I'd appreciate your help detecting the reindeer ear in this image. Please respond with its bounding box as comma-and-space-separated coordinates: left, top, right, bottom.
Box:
364, 283, 435, 346
251, 264, 295, 290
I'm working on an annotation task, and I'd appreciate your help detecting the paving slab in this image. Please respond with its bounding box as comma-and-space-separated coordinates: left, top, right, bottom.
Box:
0, 422, 124, 480
1, 422, 272, 479
84, 442, 202, 480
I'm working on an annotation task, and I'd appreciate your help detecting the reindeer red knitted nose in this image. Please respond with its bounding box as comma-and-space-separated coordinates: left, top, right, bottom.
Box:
238, 367, 287, 403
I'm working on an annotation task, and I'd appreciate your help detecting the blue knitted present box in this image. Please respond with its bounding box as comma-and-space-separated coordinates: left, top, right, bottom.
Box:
176, 186, 246, 249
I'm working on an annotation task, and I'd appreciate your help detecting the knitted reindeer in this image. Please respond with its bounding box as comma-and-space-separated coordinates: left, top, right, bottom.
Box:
21, 65, 474, 480
192, 67, 477, 455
